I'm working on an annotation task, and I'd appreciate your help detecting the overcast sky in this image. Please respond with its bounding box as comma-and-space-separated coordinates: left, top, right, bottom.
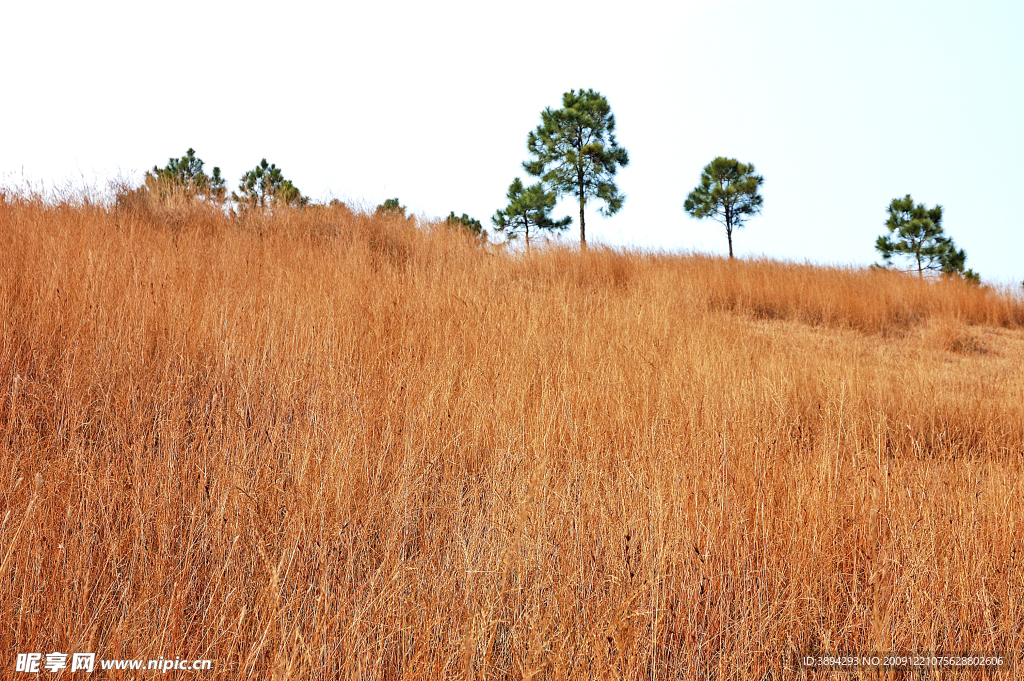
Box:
2, 0, 1022, 283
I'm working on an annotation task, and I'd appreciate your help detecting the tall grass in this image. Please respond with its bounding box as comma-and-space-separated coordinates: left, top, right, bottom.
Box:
2, 192, 1023, 678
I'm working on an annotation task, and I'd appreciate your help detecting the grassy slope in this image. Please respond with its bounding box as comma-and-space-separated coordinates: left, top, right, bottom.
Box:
2, 195, 1024, 678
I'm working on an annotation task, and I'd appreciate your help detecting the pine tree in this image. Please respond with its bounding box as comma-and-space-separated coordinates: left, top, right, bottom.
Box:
445, 212, 485, 239
375, 198, 408, 218
145, 148, 225, 203
875, 195, 977, 281
523, 89, 628, 248
232, 159, 307, 210
683, 157, 764, 259
491, 178, 571, 252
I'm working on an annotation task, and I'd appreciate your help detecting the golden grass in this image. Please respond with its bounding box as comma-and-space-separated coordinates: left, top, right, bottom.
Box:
2, 192, 1024, 679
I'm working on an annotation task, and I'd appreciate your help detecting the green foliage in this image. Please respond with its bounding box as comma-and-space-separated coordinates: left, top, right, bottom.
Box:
875, 195, 977, 281
523, 89, 629, 247
683, 157, 764, 259
937, 243, 981, 284
145, 148, 225, 203
445, 211, 484, 238
492, 178, 571, 251
375, 198, 408, 218
232, 159, 307, 210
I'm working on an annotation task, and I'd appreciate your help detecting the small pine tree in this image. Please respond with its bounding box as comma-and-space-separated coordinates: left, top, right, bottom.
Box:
232, 159, 307, 210
145, 148, 225, 203
492, 178, 571, 252
375, 198, 408, 218
445, 212, 485, 238
937, 243, 980, 284
875, 195, 977, 281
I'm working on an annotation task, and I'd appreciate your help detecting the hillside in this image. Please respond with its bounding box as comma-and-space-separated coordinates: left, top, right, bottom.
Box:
2, 195, 1023, 678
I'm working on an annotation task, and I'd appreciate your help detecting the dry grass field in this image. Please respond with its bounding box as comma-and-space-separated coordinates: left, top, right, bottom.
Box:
2, 192, 1024, 679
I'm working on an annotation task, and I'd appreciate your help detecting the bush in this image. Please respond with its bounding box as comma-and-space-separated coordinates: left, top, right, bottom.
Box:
144, 148, 225, 204
445, 211, 484, 238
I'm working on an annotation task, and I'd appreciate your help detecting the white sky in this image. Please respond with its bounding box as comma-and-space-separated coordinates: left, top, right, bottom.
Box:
2, 0, 1022, 283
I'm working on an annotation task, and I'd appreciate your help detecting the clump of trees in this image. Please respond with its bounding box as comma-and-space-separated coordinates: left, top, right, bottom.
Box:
683, 157, 764, 259
137, 139, 991, 284
875, 194, 978, 282
138, 149, 306, 214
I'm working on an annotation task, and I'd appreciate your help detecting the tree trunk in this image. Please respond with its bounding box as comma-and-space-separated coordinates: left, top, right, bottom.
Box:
579, 198, 586, 249
726, 213, 734, 259
578, 131, 587, 250
725, 208, 735, 259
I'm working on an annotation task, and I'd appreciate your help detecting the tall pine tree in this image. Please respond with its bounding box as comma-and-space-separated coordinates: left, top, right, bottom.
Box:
523, 90, 628, 248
